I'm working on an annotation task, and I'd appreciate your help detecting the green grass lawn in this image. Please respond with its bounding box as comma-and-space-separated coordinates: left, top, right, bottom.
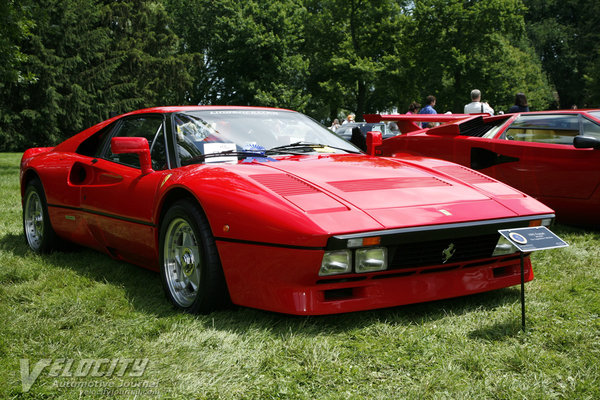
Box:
1, 152, 599, 399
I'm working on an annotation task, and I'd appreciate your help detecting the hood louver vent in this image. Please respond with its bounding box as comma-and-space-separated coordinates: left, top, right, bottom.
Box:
328, 177, 450, 192
436, 165, 495, 184
250, 174, 320, 196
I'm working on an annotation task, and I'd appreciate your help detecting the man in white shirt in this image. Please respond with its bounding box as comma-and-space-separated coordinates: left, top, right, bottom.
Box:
464, 89, 494, 115
342, 114, 355, 124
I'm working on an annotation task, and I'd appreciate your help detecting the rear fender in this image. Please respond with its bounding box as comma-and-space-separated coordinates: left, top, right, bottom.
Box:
20, 147, 55, 196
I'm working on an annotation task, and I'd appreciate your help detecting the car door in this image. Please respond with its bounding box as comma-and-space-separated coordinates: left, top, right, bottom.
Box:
79, 114, 171, 268
486, 113, 600, 200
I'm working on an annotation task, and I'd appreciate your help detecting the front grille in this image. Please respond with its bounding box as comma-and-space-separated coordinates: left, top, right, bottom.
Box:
389, 233, 500, 270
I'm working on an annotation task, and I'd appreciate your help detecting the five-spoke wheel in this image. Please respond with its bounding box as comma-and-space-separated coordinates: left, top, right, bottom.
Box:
163, 217, 203, 308
159, 199, 228, 313
23, 178, 59, 253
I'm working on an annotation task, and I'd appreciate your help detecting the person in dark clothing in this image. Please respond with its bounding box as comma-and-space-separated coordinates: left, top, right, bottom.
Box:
508, 93, 530, 113
350, 126, 367, 151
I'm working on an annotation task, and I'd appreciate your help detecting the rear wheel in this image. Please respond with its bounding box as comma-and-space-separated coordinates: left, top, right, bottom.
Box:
159, 199, 228, 313
23, 178, 60, 253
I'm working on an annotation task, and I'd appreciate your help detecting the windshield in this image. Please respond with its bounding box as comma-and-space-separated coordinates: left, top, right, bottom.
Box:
588, 111, 600, 120
173, 109, 360, 165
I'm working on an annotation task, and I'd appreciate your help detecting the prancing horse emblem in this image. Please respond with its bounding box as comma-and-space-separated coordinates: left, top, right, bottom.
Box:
442, 243, 456, 264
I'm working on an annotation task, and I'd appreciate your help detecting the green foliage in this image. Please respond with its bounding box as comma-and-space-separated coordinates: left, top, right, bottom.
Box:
304, 0, 412, 121
0, 0, 35, 85
0, 0, 192, 151
2, 0, 598, 149
410, 0, 554, 113
167, 0, 311, 111
524, 0, 600, 108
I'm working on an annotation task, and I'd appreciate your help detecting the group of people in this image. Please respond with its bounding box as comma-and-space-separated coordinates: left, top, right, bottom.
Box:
463, 89, 530, 114
329, 90, 531, 132
329, 114, 355, 132
408, 90, 530, 118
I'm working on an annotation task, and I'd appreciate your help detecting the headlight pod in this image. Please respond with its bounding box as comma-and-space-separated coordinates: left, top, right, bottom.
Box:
355, 247, 388, 273
492, 235, 518, 257
320, 247, 388, 276
319, 250, 352, 276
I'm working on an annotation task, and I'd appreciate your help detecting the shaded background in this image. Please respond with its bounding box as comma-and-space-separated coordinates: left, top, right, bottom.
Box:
1, 0, 599, 151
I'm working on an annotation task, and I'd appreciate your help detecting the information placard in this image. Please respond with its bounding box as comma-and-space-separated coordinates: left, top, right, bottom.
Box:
498, 226, 568, 252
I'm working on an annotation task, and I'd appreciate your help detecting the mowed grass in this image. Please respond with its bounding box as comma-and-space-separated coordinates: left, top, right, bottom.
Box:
0, 152, 599, 399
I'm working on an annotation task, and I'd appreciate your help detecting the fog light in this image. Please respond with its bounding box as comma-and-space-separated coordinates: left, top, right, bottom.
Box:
541, 218, 553, 226
320, 250, 352, 276
492, 235, 518, 256
355, 247, 387, 273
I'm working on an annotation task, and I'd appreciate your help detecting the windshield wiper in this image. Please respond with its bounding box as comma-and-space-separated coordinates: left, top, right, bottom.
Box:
182, 150, 254, 165
183, 142, 360, 165
182, 148, 302, 165
268, 142, 360, 154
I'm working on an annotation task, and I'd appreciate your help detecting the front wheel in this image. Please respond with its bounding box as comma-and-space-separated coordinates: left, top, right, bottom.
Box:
23, 178, 60, 253
159, 199, 229, 313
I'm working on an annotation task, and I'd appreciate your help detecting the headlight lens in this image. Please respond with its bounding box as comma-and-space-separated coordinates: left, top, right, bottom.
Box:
355, 247, 388, 273
319, 250, 352, 276
492, 235, 518, 256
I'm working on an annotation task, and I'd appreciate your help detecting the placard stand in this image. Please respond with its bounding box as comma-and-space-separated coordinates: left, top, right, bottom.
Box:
520, 252, 526, 331
498, 226, 569, 332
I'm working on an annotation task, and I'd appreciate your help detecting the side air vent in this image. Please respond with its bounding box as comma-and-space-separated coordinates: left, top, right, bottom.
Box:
458, 116, 485, 136
328, 177, 450, 192
250, 174, 320, 196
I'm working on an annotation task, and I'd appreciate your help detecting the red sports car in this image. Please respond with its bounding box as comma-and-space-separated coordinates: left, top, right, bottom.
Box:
21, 106, 554, 315
366, 110, 600, 226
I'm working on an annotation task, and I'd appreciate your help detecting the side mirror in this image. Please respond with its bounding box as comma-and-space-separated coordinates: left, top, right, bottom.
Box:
573, 136, 600, 150
110, 137, 154, 175
366, 131, 383, 156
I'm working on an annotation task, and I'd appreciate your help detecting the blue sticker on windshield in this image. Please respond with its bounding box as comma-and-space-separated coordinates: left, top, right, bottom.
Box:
243, 144, 266, 154
242, 157, 279, 163
241, 144, 278, 162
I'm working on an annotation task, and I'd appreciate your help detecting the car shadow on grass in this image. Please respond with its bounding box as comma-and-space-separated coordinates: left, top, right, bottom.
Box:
221, 288, 523, 337
1, 231, 524, 336
0, 232, 176, 317
468, 319, 523, 341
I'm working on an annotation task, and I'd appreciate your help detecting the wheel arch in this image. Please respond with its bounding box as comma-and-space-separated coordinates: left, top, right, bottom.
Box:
156, 187, 210, 235
21, 168, 42, 200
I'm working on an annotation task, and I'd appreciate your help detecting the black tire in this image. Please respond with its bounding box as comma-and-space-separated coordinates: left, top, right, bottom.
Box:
22, 178, 60, 253
158, 199, 229, 313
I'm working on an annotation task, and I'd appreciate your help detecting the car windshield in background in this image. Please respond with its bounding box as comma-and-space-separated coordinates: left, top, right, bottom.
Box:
582, 117, 600, 140
589, 111, 600, 119
174, 109, 360, 165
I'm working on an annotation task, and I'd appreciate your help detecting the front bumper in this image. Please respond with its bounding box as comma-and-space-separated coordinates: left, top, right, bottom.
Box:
216, 241, 533, 315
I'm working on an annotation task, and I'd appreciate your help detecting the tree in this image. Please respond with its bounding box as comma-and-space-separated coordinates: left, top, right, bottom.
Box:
166, 0, 311, 111
0, 0, 36, 150
0, 1, 35, 85
524, 0, 600, 108
304, 0, 412, 121
0, 0, 193, 151
410, 0, 553, 113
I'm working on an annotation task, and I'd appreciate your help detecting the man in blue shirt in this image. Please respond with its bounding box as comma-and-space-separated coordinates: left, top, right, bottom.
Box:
418, 95, 437, 128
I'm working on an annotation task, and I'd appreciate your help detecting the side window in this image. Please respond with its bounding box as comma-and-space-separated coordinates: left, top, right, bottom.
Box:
582, 117, 600, 140
336, 126, 349, 136
76, 122, 117, 157
103, 116, 168, 170
505, 115, 579, 145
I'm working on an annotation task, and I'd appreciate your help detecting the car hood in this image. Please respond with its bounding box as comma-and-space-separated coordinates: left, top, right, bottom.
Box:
238, 154, 549, 229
